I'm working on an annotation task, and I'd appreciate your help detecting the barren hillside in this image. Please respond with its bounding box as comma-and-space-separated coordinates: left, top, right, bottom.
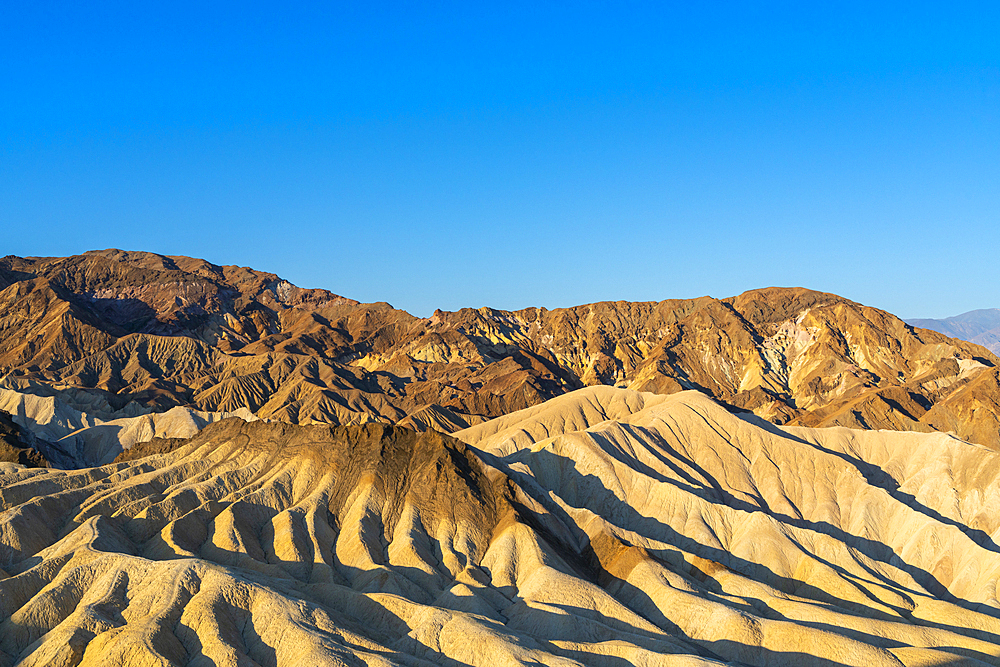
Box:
2, 387, 1000, 665
2, 250, 998, 464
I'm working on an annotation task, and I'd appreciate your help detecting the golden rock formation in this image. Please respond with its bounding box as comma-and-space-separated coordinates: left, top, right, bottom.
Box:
2, 387, 1000, 665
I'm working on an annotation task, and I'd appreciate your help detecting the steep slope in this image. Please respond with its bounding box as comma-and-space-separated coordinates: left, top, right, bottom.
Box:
3, 251, 1000, 459
436, 289, 1000, 446
0, 411, 46, 468
0, 251, 556, 434
3, 388, 1000, 665
909, 309, 1000, 356
0, 384, 255, 467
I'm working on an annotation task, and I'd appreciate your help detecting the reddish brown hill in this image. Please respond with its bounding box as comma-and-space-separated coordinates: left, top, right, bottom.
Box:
1, 250, 998, 448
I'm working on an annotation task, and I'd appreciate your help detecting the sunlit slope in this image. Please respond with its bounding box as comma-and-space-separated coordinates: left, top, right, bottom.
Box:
5, 251, 1000, 458
0, 384, 255, 467
463, 388, 1000, 665
1, 388, 999, 665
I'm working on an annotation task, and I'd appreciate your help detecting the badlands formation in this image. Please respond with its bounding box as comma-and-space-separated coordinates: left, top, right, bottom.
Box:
3, 387, 1000, 665
2, 249, 1000, 462
4, 249, 1000, 665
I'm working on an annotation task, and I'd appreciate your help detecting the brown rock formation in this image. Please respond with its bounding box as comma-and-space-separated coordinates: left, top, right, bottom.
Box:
2, 250, 998, 455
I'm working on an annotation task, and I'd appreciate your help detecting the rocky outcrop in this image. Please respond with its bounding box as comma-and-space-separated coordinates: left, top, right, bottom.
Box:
2, 251, 999, 453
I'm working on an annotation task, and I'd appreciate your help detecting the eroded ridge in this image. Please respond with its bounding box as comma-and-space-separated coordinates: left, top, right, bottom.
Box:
2, 389, 1000, 665
4, 251, 1000, 461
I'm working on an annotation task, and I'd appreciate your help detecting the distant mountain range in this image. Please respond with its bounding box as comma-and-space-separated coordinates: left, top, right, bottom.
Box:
1, 249, 999, 465
908, 309, 1000, 356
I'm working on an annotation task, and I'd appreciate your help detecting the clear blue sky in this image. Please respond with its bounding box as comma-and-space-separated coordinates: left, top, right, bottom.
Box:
2, 2, 998, 318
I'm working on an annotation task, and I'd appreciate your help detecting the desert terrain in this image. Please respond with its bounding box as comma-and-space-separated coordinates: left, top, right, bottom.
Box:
2, 251, 1000, 666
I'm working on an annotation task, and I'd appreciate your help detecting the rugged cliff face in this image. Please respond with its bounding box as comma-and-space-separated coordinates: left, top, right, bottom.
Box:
430, 289, 1000, 446
2, 250, 998, 457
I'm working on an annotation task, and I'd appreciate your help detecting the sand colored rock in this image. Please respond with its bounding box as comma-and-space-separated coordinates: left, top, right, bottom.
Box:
0, 384, 256, 467
2, 387, 1000, 665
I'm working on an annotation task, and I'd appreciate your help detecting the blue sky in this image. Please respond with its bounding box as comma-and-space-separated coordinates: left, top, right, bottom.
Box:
2, 2, 998, 317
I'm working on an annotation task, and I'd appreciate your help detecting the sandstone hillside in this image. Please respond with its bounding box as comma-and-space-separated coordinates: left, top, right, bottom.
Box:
2, 387, 1000, 665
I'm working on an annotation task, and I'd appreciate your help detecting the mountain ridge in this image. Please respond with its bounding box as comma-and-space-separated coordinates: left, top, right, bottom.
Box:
908, 309, 1000, 356
2, 250, 999, 463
